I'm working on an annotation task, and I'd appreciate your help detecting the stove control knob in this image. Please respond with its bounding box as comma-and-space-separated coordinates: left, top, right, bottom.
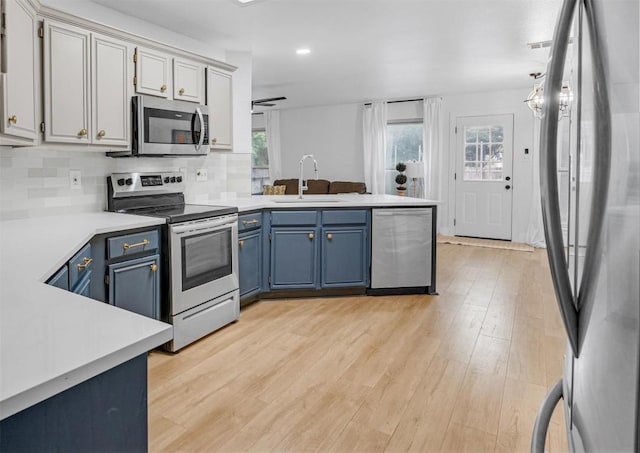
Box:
117, 178, 125, 186
164, 177, 170, 184
125, 178, 133, 186
176, 176, 183, 183
170, 176, 176, 183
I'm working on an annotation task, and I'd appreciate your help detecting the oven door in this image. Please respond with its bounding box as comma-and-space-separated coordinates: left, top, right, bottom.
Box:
169, 214, 238, 315
134, 96, 209, 156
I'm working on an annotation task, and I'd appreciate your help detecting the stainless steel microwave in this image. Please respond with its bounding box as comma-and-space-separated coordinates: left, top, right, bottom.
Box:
110, 96, 209, 157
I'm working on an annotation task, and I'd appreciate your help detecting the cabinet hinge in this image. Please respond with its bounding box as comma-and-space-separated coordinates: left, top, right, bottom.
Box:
268, 276, 271, 284
454, 173, 456, 180
104, 275, 110, 285
454, 218, 456, 226
268, 233, 272, 241
1, 13, 6, 38
454, 126, 458, 134
133, 76, 137, 86
40, 122, 45, 133
38, 24, 44, 39
133, 52, 137, 63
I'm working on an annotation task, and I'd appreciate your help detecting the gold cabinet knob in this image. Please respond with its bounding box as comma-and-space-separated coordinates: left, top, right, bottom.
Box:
97, 130, 106, 138
8, 115, 17, 124
239, 240, 244, 247
160, 84, 167, 92
308, 233, 314, 240
327, 233, 333, 240
179, 87, 185, 95
210, 138, 217, 145
150, 264, 158, 272
78, 128, 88, 137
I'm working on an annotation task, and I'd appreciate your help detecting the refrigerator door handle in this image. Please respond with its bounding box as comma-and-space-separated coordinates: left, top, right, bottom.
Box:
575, 0, 612, 319
531, 379, 564, 453
540, 0, 580, 357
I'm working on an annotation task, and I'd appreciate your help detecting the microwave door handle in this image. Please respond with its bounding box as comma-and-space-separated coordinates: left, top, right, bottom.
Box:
194, 108, 205, 151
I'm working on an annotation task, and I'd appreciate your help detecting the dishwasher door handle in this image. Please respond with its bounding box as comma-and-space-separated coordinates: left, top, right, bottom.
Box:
374, 209, 432, 216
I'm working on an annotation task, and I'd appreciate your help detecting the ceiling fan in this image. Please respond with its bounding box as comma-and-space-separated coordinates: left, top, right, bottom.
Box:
252, 96, 287, 108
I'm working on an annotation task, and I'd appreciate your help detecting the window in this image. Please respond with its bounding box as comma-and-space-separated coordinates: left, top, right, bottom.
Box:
463, 125, 504, 180
385, 121, 423, 194
251, 129, 269, 194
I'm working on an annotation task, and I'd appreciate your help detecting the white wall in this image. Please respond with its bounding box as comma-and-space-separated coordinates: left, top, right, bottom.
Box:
257, 89, 535, 242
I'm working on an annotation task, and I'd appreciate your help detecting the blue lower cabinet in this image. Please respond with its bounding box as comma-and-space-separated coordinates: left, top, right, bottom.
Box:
239, 230, 262, 298
108, 254, 160, 319
321, 226, 368, 287
73, 271, 92, 297
47, 266, 69, 291
270, 227, 319, 289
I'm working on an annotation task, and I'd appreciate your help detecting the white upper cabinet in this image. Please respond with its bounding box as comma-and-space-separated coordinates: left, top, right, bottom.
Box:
206, 67, 233, 150
92, 34, 131, 146
43, 20, 91, 144
1, 0, 39, 142
173, 58, 204, 103
135, 46, 171, 98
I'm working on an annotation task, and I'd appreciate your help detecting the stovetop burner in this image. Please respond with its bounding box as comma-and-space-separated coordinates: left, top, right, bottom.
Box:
106, 171, 238, 223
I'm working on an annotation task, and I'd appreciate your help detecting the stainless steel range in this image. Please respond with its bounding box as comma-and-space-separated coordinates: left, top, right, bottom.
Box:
107, 171, 239, 351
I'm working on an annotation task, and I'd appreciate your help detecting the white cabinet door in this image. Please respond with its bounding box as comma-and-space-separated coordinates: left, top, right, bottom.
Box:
174, 58, 204, 103
206, 67, 233, 150
92, 34, 131, 146
43, 20, 90, 143
1, 0, 38, 141
135, 47, 170, 98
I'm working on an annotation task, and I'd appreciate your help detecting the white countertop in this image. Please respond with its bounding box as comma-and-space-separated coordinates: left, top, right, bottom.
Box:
0, 212, 173, 420
228, 194, 439, 213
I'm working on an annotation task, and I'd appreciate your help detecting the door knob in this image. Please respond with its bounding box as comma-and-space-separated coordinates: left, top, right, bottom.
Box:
505, 185, 511, 190
97, 130, 106, 138
179, 87, 185, 95
8, 115, 17, 124
160, 84, 167, 92
150, 264, 158, 272
78, 128, 88, 137
239, 240, 244, 247
327, 233, 333, 240
308, 233, 314, 240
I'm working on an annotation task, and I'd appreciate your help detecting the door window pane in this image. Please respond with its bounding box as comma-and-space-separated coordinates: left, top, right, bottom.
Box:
463, 125, 504, 181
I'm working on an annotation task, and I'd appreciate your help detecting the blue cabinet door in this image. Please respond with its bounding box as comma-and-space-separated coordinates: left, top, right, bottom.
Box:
270, 227, 319, 289
73, 271, 92, 297
321, 226, 368, 287
108, 254, 160, 319
239, 230, 261, 298
48, 265, 69, 291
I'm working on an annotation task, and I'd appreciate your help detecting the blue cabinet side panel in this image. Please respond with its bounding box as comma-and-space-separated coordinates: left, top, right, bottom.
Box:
0, 354, 148, 453
239, 230, 262, 297
47, 266, 69, 291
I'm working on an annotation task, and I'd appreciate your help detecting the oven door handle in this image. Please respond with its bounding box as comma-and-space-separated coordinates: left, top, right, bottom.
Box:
194, 107, 205, 151
171, 216, 237, 234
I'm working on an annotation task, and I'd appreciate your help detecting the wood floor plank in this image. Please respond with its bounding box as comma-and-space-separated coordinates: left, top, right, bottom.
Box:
147, 244, 569, 452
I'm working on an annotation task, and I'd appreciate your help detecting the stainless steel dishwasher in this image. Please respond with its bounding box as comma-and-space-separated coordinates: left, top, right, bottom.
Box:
371, 208, 432, 289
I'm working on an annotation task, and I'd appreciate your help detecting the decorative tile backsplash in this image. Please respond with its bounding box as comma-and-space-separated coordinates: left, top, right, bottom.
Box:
0, 147, 251, 220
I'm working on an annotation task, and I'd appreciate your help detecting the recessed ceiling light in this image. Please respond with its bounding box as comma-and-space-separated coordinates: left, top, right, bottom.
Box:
236, 0, 257, 4
296, 48, 311, 55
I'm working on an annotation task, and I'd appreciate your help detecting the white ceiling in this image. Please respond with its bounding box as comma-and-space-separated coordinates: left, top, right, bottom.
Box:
89, 0, 562, 110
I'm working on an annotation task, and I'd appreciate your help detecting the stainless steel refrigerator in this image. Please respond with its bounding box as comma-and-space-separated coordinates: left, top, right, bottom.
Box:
532, 0, 639, 451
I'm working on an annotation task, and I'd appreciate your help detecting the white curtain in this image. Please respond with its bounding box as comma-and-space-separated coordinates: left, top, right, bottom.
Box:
422, 97, 443, 200
362, 102, 387, 194
264, 110, 282, 182
526, 118, 546, 247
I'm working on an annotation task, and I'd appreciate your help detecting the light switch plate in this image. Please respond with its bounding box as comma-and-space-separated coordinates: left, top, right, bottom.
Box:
69, 170, 82, 190
196, 168, 208, 182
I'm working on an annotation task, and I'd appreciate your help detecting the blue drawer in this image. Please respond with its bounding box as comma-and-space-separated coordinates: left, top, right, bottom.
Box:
68, 243, 92, 290
270, 210, 318, 226
239, 212, 262, 232
322, 209, 368, 225
107, 230, 159, 259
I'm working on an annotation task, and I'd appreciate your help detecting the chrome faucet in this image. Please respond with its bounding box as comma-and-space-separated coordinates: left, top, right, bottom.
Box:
298, 154, 319, 199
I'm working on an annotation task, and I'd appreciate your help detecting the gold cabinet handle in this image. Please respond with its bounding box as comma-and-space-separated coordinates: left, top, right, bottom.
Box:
327, 233, 333, 240
179, 87, 185, 95
76, 257, 93, 270
239, 240, 244, 247
242, 219, 258, 225
97, 130, 106, 138
150, 264, 158, 272
123, 239, 150, 250
160, 84, 167, 92
308, 233, 314, 240
8, 115, 17, 124
78, 128, 88, 137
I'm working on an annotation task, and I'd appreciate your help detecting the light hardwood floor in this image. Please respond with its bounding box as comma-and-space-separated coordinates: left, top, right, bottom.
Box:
148, 243, 569, 452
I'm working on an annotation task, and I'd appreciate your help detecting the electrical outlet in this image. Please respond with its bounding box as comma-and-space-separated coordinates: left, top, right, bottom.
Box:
196, 168, 208, 182
69, 170, 82, 190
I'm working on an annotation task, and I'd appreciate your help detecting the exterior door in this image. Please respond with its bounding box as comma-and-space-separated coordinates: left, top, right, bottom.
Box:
454, 114, 514, 240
